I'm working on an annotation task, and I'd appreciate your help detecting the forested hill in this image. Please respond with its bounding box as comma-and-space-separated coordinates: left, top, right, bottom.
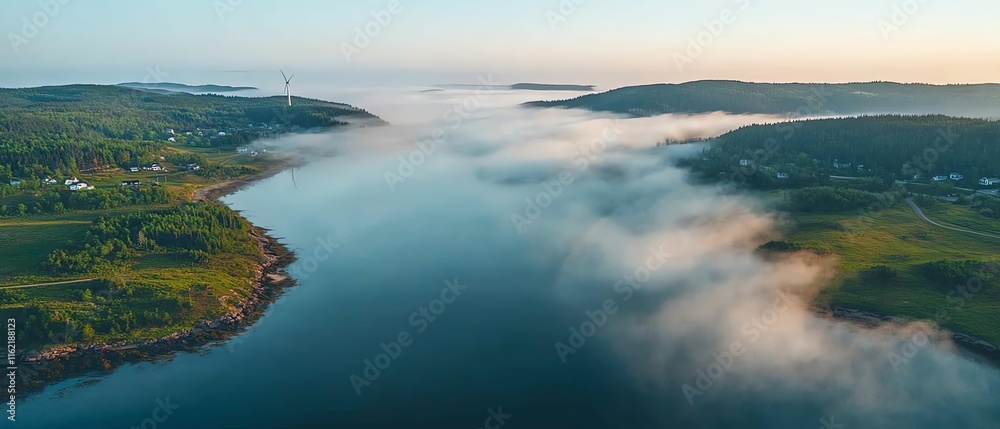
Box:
524, 81, 1000, 118
0, 85, 385, 177
706, 115, 1000, 180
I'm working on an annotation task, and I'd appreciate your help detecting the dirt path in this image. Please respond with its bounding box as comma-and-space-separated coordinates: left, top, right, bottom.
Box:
0, 278, 98, 290
905, 198, 1000, 240
192, 180, 238, 202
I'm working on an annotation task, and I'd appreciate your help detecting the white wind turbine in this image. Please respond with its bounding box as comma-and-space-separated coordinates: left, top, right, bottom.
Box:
281, 70, 294, 106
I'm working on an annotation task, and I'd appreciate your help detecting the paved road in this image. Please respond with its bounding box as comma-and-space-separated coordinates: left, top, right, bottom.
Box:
905, 198, 1000, 240
0, 278, 98, 290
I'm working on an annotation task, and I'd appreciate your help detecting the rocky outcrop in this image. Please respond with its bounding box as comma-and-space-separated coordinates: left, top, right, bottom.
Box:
16, 227, 296, 396
828, 306, 1000, 363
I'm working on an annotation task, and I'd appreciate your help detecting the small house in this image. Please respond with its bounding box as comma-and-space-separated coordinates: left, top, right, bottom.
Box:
932, 175, 949, 182
9, 178, 21, 186
130, 167, 140, 173
833, 160, 852, 169
69, 182, 91, 191
236, 146, 250, 153
120, 180, 141, 187
167, 137, 176, 142
776, 172, 790, 179
64, 177, 79, 186
187, 164, 202, 171
980, 177, 1000, 186
150, 164, 162, 171
43, 177, 58, 185
739, 159, 751, 167
950, 173, 964, 181
218, 132, 227, 136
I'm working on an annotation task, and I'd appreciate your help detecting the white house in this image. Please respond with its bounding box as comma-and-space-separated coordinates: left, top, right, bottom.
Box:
167, 137, 176, 142
69, 182, 92, 191
129, 167, 140, 173
950, 173, 964, 181
236, 146, 250, 153
833, 160, 852, 169
739, 159, 751, 167
43, 177, 58, 185
776, 172, 790, 179
218, 132, 227, 136
64, 177, 79, 185
150, 163, 162, 171
9, 178, 21, 186
932, 175, 949, 182
980, 177, 1000, 186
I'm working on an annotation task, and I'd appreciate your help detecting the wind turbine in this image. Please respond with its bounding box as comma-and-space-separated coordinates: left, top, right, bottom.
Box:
281, 70, 294, 106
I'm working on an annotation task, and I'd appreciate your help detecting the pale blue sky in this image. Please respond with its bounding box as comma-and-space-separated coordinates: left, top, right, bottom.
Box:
2, 0, 999, 87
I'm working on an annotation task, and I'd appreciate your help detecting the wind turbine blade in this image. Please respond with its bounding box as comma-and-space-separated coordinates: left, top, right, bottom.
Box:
280, 70, 288, 81
288, 74, 295, 82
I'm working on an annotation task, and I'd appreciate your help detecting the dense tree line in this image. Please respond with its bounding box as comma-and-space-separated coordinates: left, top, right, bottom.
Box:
0, 186, 172, 217
708, 115, 1000, 180
787, 186, 892, 213
0, 85, 381, 177
196, 164, 260, 179
920, 260, 993, 288
526, 80, 1000, 117
44, 203, 257, 274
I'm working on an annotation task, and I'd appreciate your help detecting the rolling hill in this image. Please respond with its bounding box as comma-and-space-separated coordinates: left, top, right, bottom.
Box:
525, 80, 1000, 118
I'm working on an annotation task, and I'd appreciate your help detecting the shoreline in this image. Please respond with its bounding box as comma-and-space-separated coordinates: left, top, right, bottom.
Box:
815, 306, 1000, 367
16, 158, 303, 398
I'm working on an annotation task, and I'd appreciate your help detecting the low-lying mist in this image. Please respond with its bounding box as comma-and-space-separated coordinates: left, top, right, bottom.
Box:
247, 88, 1000, 427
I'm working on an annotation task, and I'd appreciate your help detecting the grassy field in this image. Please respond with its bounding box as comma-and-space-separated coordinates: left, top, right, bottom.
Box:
0, 147, 285, 350
782, 199, 1000, 344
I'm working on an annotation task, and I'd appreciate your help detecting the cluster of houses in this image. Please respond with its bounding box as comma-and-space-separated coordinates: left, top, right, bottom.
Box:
928, 173, 1000, 186
129, 163, 165, 173
236, 146, 262, 157
63, 177, 93, 191
739, 159, 792, 180
12, 176, 92, 191
738, 157, 1000, 188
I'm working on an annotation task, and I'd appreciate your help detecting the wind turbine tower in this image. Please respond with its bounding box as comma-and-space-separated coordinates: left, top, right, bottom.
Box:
281, 70, 294, 107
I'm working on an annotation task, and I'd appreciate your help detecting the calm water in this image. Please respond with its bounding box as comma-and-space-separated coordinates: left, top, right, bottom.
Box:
17, 90, 1000, 428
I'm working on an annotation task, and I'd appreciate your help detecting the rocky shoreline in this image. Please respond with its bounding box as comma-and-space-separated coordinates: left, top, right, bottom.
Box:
16, 169, 300, 397
822, 306, 1000, 365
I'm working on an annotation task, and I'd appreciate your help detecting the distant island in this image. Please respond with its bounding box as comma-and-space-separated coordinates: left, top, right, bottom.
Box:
524, 80, 1000, 117
509, 83, 595, 92
435, 82, 595, 92
117, 82, 259, 93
